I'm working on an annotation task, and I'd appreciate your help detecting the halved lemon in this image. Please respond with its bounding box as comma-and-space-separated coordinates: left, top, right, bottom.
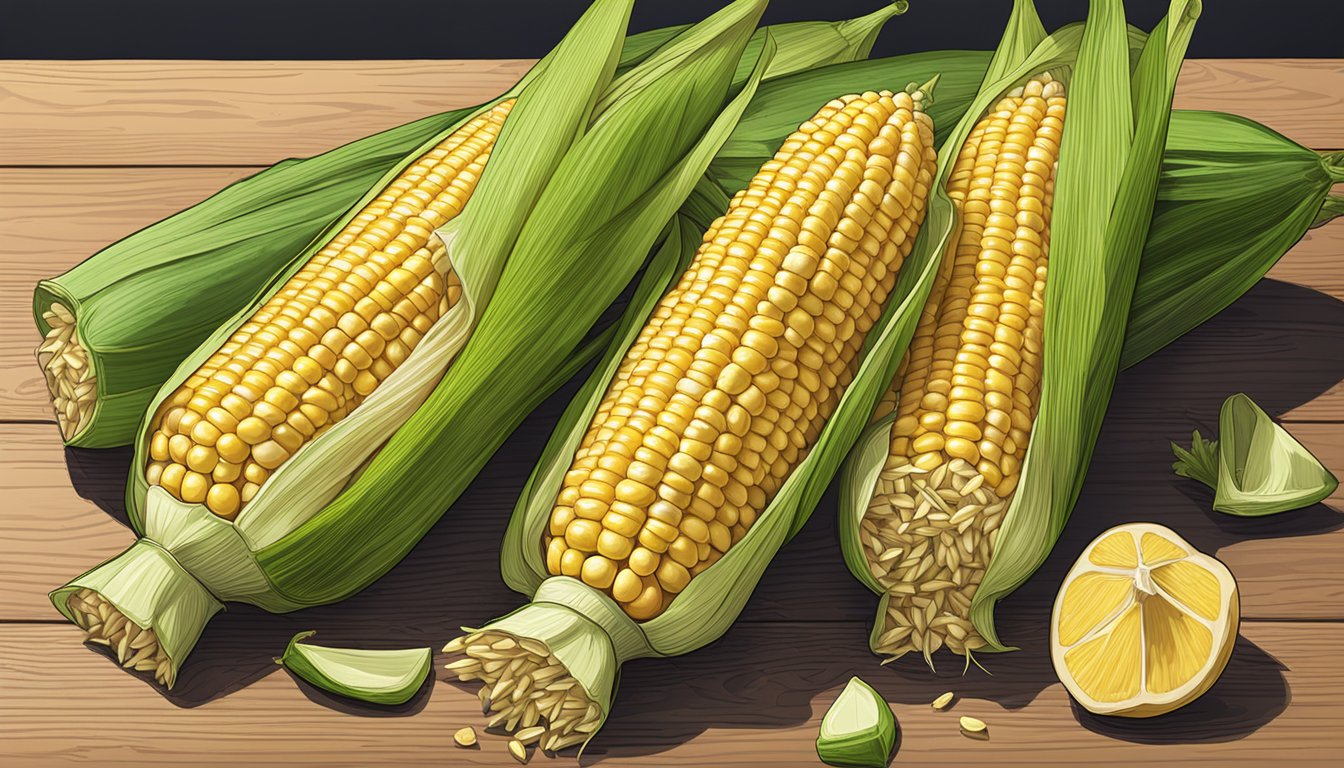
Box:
1050, 522, 1239, 717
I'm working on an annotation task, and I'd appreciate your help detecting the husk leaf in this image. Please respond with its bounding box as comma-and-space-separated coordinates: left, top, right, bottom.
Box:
1173, 393, 1338, 516
277, 631, 432, 706
816, 677, 898, 768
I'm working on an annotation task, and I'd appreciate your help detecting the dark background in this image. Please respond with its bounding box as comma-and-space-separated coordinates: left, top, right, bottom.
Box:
2, 0, 1339, 59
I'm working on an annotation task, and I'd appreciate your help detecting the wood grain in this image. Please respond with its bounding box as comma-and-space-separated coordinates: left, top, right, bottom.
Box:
0, 621, 1337, 767
2, 166, 1342, 422
0, 59, 531, 167
1172, 59, 1344, 149
0, 59, 1338, 166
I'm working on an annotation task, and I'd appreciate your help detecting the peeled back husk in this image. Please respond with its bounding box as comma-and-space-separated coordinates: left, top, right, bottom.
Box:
838, 0, 1202, 658
32, 6, 906, 448
50, 0, 775, 688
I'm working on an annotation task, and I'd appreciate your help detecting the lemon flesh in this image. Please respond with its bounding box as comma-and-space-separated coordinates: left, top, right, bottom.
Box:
1050, 523, 1239, 717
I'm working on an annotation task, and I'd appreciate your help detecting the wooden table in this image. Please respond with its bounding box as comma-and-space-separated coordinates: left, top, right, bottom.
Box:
0, 59, 1340, 767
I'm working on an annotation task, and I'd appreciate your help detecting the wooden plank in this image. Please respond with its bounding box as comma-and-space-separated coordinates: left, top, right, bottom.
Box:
0, 59, 1338, 166
0, 620, 1337, 766
0, 60, 531, 166
3, 167, 1343, 422
1172, 59, 1344, 149
2, 399, 1340, 623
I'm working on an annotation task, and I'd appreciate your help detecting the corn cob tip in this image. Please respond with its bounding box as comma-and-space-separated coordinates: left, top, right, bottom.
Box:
65, 587, 176, 687
36, 302, 96, 442
443, 629, 601, 753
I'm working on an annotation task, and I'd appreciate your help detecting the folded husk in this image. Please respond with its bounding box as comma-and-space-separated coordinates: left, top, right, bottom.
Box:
838, 0, 1202, 655
52, 0, 776, 687
1173, 393, 1338, 516
32, 8, 905, 448
277, 631, 432, 706
816, 677, 898, 768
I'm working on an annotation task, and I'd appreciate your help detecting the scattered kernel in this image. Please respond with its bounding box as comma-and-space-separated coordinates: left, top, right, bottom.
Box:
453, 727, 477, 748
959, 715, 987, 734
932, 691, 954, 710
508, 738, 529, 764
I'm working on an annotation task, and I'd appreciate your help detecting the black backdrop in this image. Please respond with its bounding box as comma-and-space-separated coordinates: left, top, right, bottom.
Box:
2, 0, 1338, 59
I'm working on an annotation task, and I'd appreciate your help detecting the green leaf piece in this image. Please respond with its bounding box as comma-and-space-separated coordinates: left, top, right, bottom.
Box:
279, 632, 432, 706
1174, 393, 1338, 516
816, 677, 898, 768
1171, 429, 1220, 489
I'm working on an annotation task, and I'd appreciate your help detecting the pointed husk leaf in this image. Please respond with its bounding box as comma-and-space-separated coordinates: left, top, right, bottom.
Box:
1174, 393, 1338, 516
816, 677, 898, 768
278, 631, 432, 706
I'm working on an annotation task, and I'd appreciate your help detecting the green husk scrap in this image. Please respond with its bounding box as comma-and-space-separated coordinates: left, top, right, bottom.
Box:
278, 631, 431, 706
816, 677, 898, 768
1173, 393, 1338, 516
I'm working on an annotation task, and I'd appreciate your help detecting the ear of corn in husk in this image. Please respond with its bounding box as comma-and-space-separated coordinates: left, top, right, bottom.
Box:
50, 0, 776, 688
277, 631, 432, 706
711, 54, 1343, 372
446, 65, 954, 750
837, 0, 1202, 663
32, 6, 906, 448
1172, 393, 1338, 516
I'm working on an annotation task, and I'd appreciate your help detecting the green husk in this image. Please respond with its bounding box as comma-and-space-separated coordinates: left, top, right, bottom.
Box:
52, 0, 774, 687
838, 0, 1202, 656
816, 677, 898, 768
32, 8, 905, 448
1173, 393, 1338, 516
277, 632, 431, 706
1120, 121, 1344, 366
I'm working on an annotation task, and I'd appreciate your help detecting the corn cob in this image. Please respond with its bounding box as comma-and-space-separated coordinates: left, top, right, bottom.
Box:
448, 83, 940, 750
864, 74, 1062, 658
52, 0, 776, 689
143, 102, 510, 518
545, 88, 937, 620
33, 6, 905, 448
841, 0, 1201, 663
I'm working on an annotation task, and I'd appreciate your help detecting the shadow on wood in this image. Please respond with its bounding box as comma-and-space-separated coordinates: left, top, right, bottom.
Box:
1072, 633, 1290, 744
61, 443, 132, 528
50, 279, 1341, 752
